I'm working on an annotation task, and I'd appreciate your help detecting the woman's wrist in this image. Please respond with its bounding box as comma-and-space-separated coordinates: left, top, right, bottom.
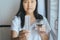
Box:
40, 33, 49, 40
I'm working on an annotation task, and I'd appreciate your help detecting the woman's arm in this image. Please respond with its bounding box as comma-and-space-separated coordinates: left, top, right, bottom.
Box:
11, 16, 21, 40
38, 16, 51, 40
11, 31, 19, 40
40, 16, 51, 40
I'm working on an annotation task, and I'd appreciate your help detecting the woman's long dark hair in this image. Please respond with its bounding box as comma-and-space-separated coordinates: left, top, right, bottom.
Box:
16, 0, 43, 28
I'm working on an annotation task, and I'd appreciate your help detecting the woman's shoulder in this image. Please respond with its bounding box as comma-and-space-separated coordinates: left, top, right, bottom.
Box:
12, 16, 21, 23
38, 14, 49, 24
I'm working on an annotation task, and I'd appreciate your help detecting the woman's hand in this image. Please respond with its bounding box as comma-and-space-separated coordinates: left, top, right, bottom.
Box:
19, 30, 30, 40
39, 31, 49, 40
37, 26, 49, 40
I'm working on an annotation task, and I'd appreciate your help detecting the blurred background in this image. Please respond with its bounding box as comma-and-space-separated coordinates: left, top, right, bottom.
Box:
0, 0, 60, 40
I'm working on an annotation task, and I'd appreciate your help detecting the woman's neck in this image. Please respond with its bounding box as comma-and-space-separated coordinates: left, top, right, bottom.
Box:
26, 12, 34, 17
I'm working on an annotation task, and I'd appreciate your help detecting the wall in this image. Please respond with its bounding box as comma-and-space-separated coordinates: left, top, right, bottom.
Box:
0, 0, 20, 25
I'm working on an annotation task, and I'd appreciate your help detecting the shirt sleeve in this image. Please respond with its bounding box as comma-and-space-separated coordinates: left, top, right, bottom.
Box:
11, 16, 21, 34
43, 16, 51, 33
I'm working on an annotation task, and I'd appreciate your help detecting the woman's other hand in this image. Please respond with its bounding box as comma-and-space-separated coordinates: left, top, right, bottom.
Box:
37, 26, 49, 40
19, 30, 30, 40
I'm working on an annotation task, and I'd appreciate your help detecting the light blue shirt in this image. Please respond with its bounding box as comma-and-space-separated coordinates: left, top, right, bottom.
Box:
11, 15, 51, 40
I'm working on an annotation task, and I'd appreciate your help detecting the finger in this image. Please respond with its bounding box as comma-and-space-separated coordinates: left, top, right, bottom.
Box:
25, 30, 30, 33
23, 30, 30, 33
19, 30, 30, 34
38, 29, 46, 34
41, 28, 46, 31
19, 36, 27, 40
19, 33, 26, 37
25, 32, 30, 36
40, 27, 46, 31
19, 32, 30, 38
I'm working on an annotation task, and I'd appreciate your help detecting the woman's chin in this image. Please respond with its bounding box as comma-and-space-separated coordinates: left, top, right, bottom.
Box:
27, 11, 33, 14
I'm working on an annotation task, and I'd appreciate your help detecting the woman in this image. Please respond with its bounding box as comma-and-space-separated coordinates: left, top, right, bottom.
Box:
11, 0, 51, 40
